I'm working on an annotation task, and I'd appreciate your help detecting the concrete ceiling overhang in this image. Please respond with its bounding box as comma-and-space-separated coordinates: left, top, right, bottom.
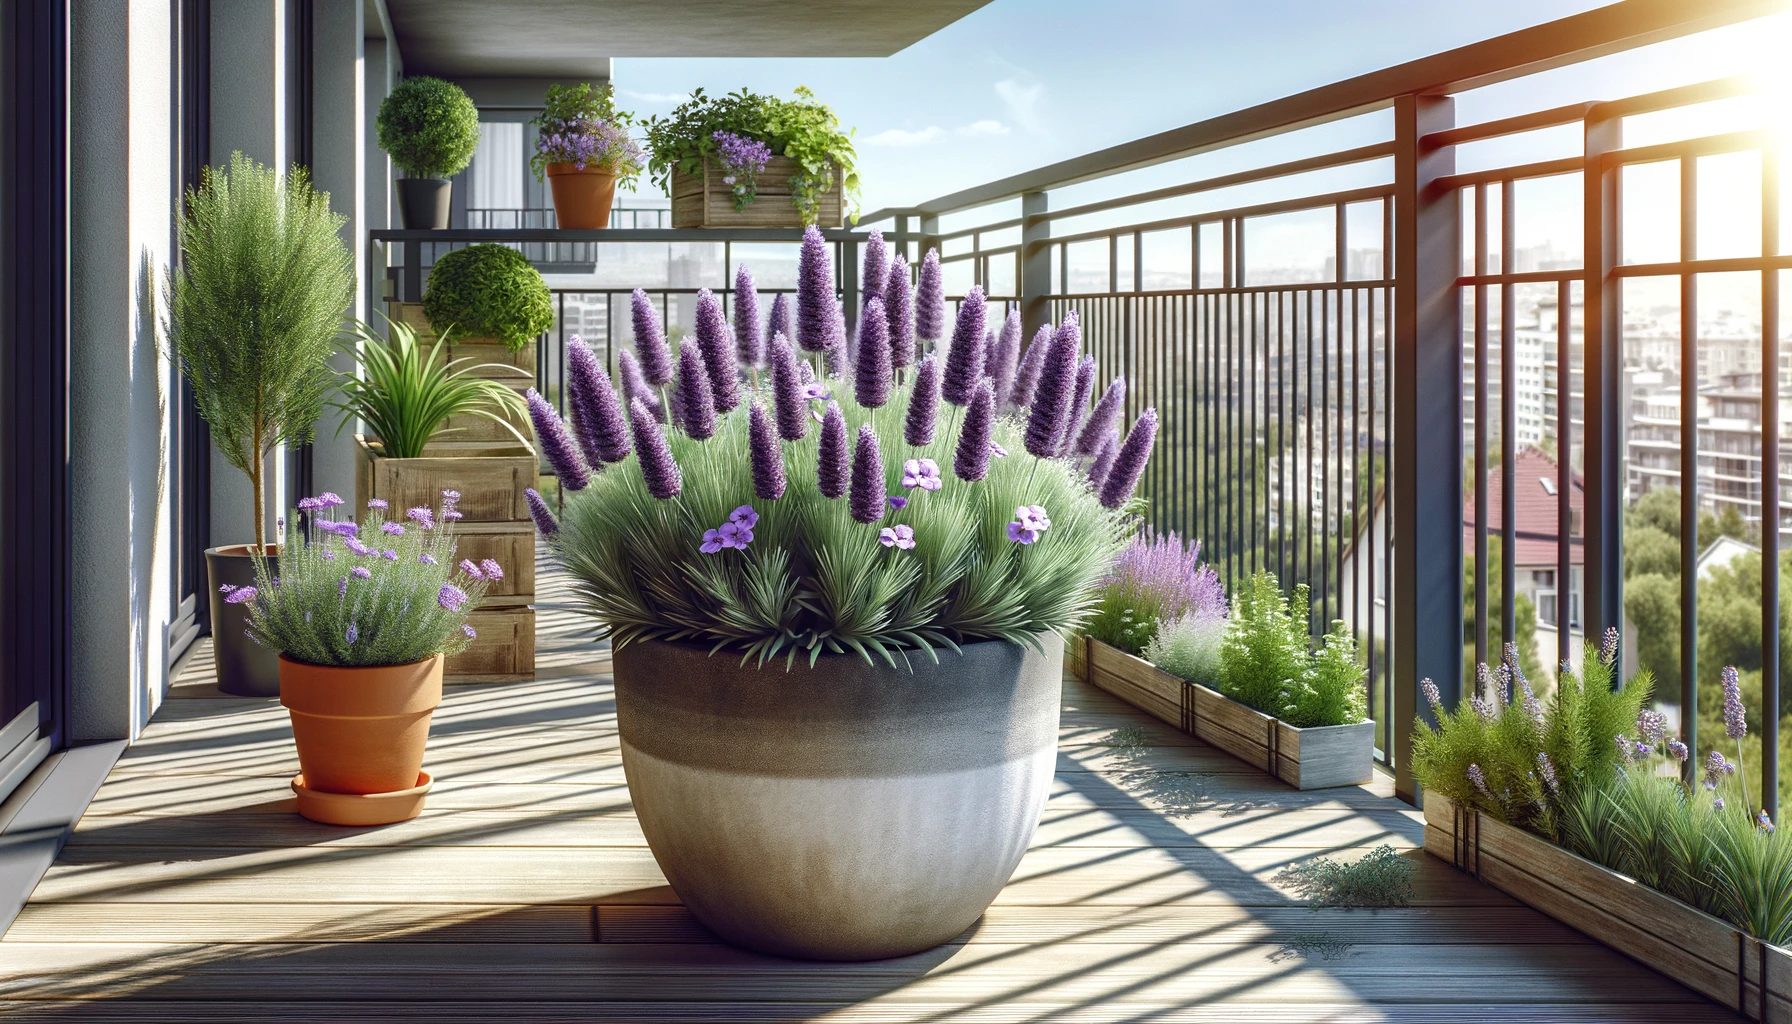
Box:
384, 0, 993, 77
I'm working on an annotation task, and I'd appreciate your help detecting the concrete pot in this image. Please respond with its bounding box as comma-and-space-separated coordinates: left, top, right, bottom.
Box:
612, 633, 1063, 961
205, 544, 281, 697
395, 176, 451, 229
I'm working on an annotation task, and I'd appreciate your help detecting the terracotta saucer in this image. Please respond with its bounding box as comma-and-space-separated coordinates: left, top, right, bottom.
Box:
292, 771, 433, 826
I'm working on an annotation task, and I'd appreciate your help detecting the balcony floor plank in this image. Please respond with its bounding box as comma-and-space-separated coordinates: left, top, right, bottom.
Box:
0, 567, 1740, 1020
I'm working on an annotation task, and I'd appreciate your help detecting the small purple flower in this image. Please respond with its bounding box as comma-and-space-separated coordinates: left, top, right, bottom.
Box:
618, 348, 662, 422
1601, 626, 1620, 666
854, 296, 893, 408
860, 229, 888, 311
1076, 377, 1127, 457
566, 337, 632, 465
367, 499, 388, 510
700, 529, 725, 555
1704, 748, 1735, 789
989, 311, 1021, 407
1615, 734, 1631, 761
317, 519, 359, 537
438, 583, 468, 612
420, 553, 438, 566
768, 292, 792, 348
888, 495, 909, 511
463, 623, 478, 640
1715, 796, 1727, 810
345, 622, 358, 645
719, 520, 754, 548
1025, 316, 1079, 457
351, 566, 372, 580
224, 586, 257, 604
382, 549, 398, 561
322, 550, 335, 561
1057, 355, 1096, 456
1722, 665, 1747, 740
1637, 709, 1667, 747
879, 524, 916, 550
1007, 521, 1040, 545
316, 492, 344, 508
902, 458, 942, 492
525, 487, 560, 539
408, 507, 435, 529
382, 522, 405, 536
1631, 739, 1652, 760
1015, 504, 1051, 532
1421, 678, 1442, 713
460, 559, 484, 580
1467, 763, 1493, 800
442, 508, 464, 521
440, 489, 459, 503
219, 583, 237, 594
338, 577, 349, 597
991, 442, 1008, 457
296, 497, 323, 511
1471, 696, 1495, 721
1667, 739, 1689, 761
729, 505, 759, 529
796, 226, 842, 353
1537, 751, 1560, 793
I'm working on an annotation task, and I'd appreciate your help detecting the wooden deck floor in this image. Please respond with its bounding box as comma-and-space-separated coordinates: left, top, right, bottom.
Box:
0, 568, 1737, 1021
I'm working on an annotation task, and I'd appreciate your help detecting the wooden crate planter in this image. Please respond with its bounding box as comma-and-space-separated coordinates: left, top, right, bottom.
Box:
444, 521, 536, 606
1425, 792, 1792, 1021
1079, 635, 1374, 790
389, 301, 538, 380
670, 156, 844, 229
449, 606, 537, 678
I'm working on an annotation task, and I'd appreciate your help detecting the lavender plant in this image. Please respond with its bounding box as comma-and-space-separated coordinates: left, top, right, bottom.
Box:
1085, 531, 1224, 656
539, 300, 1142, 666
239, 491, 492, 667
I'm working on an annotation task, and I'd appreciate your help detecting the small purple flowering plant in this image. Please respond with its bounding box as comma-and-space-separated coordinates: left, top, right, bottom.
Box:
712, 130, 773, 210
239, 489, 493, 667
529, 82, 643, 188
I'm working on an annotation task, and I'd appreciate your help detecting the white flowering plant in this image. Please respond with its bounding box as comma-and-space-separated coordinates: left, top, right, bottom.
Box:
237, 490, 497, 668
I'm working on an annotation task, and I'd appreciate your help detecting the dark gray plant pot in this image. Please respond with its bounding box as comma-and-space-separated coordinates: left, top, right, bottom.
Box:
612, 633, 1063, 961
396, 177, 451, 229
205, 545, 280, 697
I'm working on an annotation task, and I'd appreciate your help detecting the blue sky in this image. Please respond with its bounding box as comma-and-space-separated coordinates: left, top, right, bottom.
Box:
612, 0, 1619, 212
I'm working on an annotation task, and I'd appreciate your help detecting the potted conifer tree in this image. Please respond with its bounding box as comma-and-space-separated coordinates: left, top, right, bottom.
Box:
166, 152, 355, 696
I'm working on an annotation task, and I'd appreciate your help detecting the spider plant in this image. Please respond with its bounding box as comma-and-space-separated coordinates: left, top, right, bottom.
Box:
333, 318, 532, 458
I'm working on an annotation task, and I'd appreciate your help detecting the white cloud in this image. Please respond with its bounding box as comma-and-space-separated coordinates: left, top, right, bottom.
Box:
994, 79, 1045, 133
622, 90, 689, 105
864, 126, 949, 147
956, 119, 1010, 138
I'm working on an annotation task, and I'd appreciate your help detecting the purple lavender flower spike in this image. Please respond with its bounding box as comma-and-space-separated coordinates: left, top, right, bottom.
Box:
884, 255, 915, 370
1722, 665, 1747, 739
1467, 763, 1493, 800
796, 226, 839, 353
817, 402, 849, 499
848, 425, 887, 525
954, 380, 997, 482
1099, 408, 1159, 509
768, 292, 792, 348
1704, 748, 1735, 789
1637, 709, 1667, 746
1085, 428, 1120, 489
861, 229, 888, 310
630, 398, 682, 500
1421, 678, 1442, 713
1010, 323, 1053, 410
438, 583, 468, 612
525, 487, 559, 538
916, 249, 945, 342
1024, 319, 1079, 458
941, 286, 988, 406
733, 264, 764, 368
480, 559, 503, 580
225, 586, 258, 605
567, 338, 631, 464
1715, 796, 1727, 811
748, 404, 787, 501
822, 340, 846, 379
675, 344, 717, 440
1668, 738, 1689, 761
1057, 355, 1096, 456
693, 288, 740, 412
905, 355, 941, 446
526, 388, 590, 491
1601, 626, 1620, 666
854, 296, 893, 408
989, 311, 1021, 406
1537, 752, 1560, 794
617, 348, 661, 422
350, 566, 372, 580
631, 288, 673, 386
1076, 376, 1128, 456
769, 334, 808, 441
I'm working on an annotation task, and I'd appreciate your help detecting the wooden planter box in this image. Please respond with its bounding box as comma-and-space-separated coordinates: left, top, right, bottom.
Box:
1076, 635, 1373, 790
354, 436, 537, 680
1425, 792, 1792, 1020
670, 156, 844, 229
389, 301, 538, 380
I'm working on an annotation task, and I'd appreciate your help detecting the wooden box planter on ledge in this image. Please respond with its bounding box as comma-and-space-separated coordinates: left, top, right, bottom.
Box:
1072, 635, 1373, 790
354, 435, 537, 680
670, 156, 844, 229
1424, 792, 1792, 1021
389, 301, 538, 380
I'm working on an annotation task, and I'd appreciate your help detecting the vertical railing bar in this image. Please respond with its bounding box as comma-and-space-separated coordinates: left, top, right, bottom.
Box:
1475, 183, 1490, 678
1227, 278, 1237, 590
1367, 283, 1380, 748
1680, 155, 1700, 772
1279, 288, 1289, 588
1763, 139, 1782, 819
1321, 286, 1332, 636
1352, 283, 1363, 691
1558, 278, 1574, 669
1249, 287, 1259, 576
1306, 287, 1316, 623
1501, 178, 1518, 667
1109, 234, 1118, 294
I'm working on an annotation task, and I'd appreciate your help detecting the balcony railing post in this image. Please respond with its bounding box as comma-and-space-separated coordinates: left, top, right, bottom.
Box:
1020, 190, 1051, 349
1583, 110, 1625, 685
920, 214, 941, 271
1392, 92, 1461, 804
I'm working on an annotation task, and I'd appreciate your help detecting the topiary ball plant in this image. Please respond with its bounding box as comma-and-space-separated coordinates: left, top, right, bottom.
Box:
423, 244, 555, 352
376, 76, 481, 180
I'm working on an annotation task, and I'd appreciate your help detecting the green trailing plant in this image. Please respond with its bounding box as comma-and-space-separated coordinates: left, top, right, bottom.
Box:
1217, 572, 1366, 728
375, 75, 481, 179
423, 244, 555, 352
641, 86, 860, 224
240, 492, 492, 667
1411, 631, 1650, 843
165, 151, 355, 552
1274, 845, 1415, 908
331, 318, 532, 459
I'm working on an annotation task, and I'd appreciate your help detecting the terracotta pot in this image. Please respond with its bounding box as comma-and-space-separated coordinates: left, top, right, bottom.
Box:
613, 634, 1062, 960
206, 544, 281, 697
279, 654, 444, 802
546, 163, 618, 229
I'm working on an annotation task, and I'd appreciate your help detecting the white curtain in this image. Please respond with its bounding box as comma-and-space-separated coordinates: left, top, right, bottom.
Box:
470, 122, 524, 212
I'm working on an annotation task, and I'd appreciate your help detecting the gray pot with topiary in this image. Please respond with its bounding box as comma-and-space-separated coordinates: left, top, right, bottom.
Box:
166, 152, 355, 696
377, 75, 480, 230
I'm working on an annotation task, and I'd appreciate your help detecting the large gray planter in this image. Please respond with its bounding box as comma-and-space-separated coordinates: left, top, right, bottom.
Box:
612, 633, 1063, 961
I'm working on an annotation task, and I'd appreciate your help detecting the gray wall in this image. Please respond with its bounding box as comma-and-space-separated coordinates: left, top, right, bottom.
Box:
310, 0, 366, 502
68, 0, 177, 740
